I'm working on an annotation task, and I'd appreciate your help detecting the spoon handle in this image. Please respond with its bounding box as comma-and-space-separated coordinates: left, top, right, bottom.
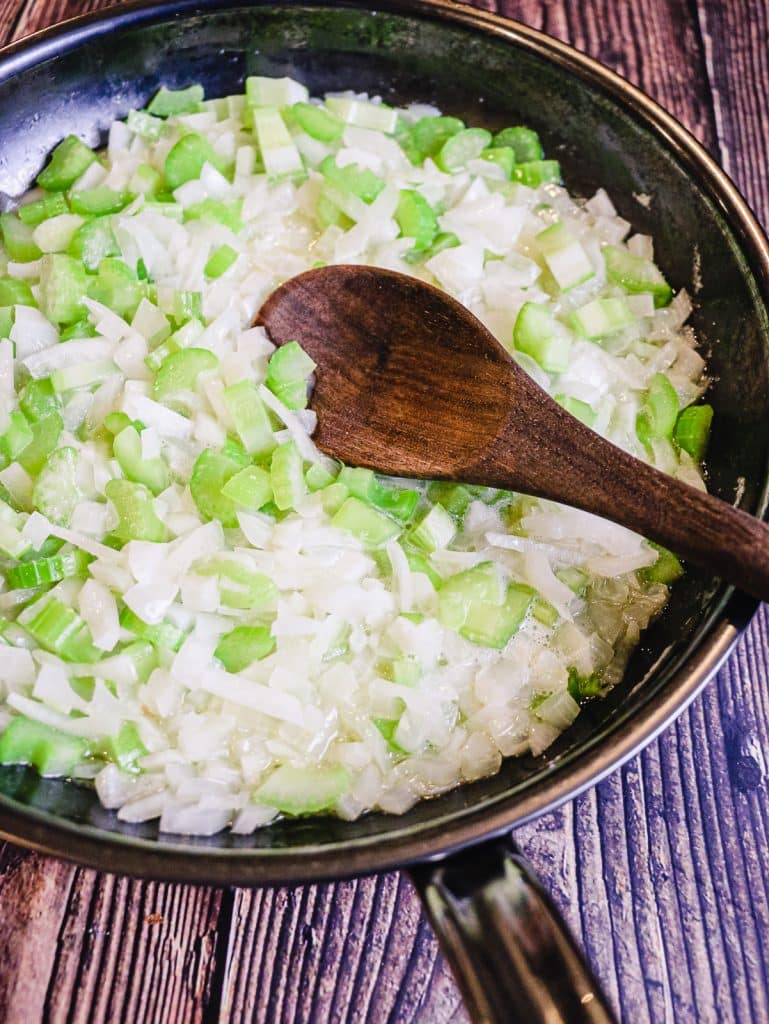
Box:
473, 391, 769, 601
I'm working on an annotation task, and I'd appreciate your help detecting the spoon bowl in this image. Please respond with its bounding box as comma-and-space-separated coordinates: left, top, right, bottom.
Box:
259, 264, 769, 601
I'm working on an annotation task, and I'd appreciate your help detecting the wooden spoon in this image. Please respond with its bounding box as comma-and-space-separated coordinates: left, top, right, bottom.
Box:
258, 264, 769, 601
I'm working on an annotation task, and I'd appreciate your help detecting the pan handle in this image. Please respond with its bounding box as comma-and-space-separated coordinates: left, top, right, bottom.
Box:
409, 834, 617, 1024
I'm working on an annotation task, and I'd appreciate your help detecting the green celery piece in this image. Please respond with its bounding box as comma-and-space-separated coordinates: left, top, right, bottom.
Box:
0, 411, 33, 461
105, 478, 167, 543
555, 566, 589, 595
204, 244, 238, 279
373, 717, 408, 757
397, 115, 464, 165
126, 110, 168, 142
224, 381, 276, 456
184, 198, 243, 233
458, 583, 535, 648
152, 347, 218, 400
332, 496, 401, 547
129, 162, 164, 195
120, 607, 188, 651
17, 412, 63, 476
253, 763, 351, 815
104, 412, 134, 435
511, 160, 561, 186
196, 559, 277, 610
165, 133, 229, 190
18, 192, 69, 226
190, 448, 249, 527
32, 446, 80, 525
0, 213, 42, 261
88, 258, 146, 320
270, 441, 306, 511
636, 373, 679, 446
215, 624, 275, 672
19, 378, 60, 422
336, 467, 418, 523
37, 136, 97, 191
315, 189, 354, 231
514, 301, 572, 373
480, 146, 515, 178
320, 481, 349, 516
0, 278, 36, 307
571, 296, 635, 340
426, 481, 473, 517
0, 307, 13, 338
6, 548, 90, 589
400, 544, 442, 589
305, 461, 337, 491
376, 655, 421, 686
320, 156, 385, 203
112, 425, 169, 495
220, 465, 272, 511
674, 404, 713, 462
555, 394, 596, 428
18, 593, 101, 663
122, 640, 158, 684
641, 543, 684, 585
604, 245, 672, 308
395, 190, 439, 249
403, 230, 459, 266
38, 254, 89, 324
146, 84, 205, 117
102, 721, 147, 773
0, 716, 87, 775
69, 187, 132, 216
266, 341, 316, 411
437, 562, 503, 630
435, 128, 492, 172
492, 125, 543, 162
567, 667, 606, 704
408, 503, 455, 552
68, 216, 121, 270
172, 290, 203, 326
532, 597, 559, 627
291, 101, 344, 141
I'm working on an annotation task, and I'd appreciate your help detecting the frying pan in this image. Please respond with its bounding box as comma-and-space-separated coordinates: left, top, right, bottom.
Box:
0, 2, 767, 1021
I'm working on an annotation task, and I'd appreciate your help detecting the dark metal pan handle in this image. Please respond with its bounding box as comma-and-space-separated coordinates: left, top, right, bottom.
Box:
410, 835, 617, 1024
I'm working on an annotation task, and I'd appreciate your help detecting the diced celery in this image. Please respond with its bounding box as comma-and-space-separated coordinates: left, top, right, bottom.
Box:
305, 461, 337, 491
126, 110, 168, 141
88, 258, 146, 319
68, 216, 120, 270
480, 147, 515, 178
189, 448, 248, 527
438, 562, 502, 630
604, 245, 672, 308
636, 373, 679, 446
532, 597, 559, 627
253, 109, 304, 178
0, 278, 36, 307
493, 125, 543, 162
377, 655, 421, 687
403, 230, 460, 266
0, 307, 13, 337
60, 319, 97, 342
18, 593, 101, 663
640, 543, 684, 585
220, 465, 272, 510
18, 192, 69, 226
38, 254, 89, 324
215, 624, 275, 672
196, 558, 277, 610
427, 482, 472, 517
17, 412, 63, 476
185, 198, 243, 233
535, 221, 594, 290
674, 404, 713, 461
567, 667, 606, 704
458, 583, 535, 648
19, 378, 60, 422
113, 425, 169, 495
0, 516, 31, 558
571, 297, 635, 339
291, 101, 344, 141
325, 97, 398, 134
204, 243, 238, 279
122, 641, 158, 684
254, 763, 351, 814
120, 607, 188, 651
51, 358, 116, 393
320, 156, 384, 203
152, 347, 218, 400
265, 341, 315, 411
555, 394, 596, 428
373, 717, 408, 757
0, 716, 87, 775
0, 213, 42, 261
513, 301, 572, 373
435, 128, 492, 173
397, 115, 464, 165
6, 548, 90, 589
32, 446, 80, 525
409, 503, 455, 552
246, 76, 308, 107
0, 411, 33, 460
555, 566, 588, 595
69, 187, 132, 216
37, 135, 97, 191
224, 381, 276, 455
336, 467, 418, 523
396, 190, 439, 249
512, 160, 561, 187
147, 84, 205, 117
270, 441, 306, 511
320, 481, 349, 515
165, 132, 229, 190
129, 162, 164, 195
172, 290, 203, 326
105, 478, 167, 543
332, 496, 401, 547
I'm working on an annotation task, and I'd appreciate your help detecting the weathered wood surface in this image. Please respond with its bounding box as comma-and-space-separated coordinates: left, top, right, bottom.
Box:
0, 1, 767, 1022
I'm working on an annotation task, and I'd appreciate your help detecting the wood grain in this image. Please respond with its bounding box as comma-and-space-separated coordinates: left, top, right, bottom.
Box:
0, 2, 767, 1023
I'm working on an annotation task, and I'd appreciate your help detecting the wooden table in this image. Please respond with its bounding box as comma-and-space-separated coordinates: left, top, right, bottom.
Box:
0, 1, 767, 1021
